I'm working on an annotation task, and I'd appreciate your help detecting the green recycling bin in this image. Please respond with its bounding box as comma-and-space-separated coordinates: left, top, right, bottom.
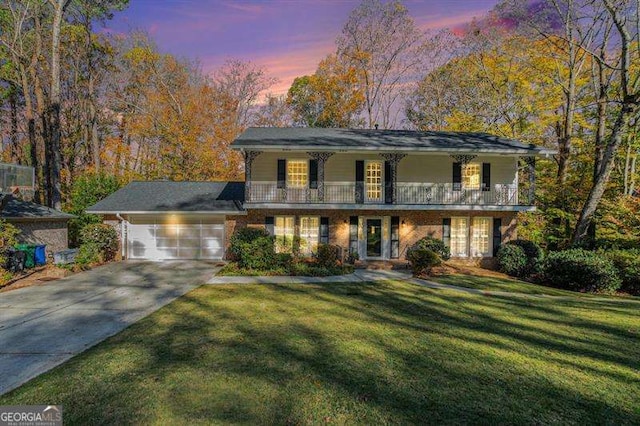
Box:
16, 244, 36, 268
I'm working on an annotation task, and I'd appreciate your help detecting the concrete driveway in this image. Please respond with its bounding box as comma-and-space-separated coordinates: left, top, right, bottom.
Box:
0, 260, 220, 396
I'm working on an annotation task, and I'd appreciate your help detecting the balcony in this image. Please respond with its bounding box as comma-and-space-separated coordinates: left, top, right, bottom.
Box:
247, 181, 529, 206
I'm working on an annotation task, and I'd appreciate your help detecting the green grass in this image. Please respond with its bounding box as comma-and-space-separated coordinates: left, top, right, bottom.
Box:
2, 280, 639, 424
430, 273, 588, 296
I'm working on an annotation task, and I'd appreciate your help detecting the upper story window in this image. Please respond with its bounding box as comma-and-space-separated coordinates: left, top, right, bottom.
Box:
287, 160, 308, 188
366, 161, 383, 201
463, 163, 481, 190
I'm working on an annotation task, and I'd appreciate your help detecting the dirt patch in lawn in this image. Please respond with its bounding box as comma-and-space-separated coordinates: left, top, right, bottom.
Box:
0, 266, 72, 293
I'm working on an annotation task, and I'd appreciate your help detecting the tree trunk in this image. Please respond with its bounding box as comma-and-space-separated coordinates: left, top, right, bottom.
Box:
573, 106, 636, 243
8, 87, 20, 163
45, 0, 69, 210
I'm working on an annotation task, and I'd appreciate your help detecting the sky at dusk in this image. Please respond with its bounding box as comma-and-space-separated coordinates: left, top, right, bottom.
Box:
105, 0, 500, 95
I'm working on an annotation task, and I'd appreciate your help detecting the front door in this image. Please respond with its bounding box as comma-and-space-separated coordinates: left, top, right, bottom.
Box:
366, 218, 383, 258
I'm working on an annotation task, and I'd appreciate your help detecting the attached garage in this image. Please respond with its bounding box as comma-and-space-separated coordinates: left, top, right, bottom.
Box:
87, 181, 245, 261
126, 215, 225, 260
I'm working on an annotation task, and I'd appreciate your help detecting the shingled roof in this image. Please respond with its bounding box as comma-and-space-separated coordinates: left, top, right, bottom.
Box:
0, 195, 75, 221
86, 181, 245, 214
232, 127, 555, 155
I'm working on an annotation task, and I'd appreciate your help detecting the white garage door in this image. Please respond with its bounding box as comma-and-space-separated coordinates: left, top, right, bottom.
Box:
126, 217, 225, 260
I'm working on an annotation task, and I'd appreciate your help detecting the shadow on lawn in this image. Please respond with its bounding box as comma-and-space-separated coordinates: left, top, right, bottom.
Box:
2, 280, 639, 424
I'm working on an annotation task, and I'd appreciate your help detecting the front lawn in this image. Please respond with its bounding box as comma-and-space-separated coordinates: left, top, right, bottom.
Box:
431, 271, 586, 296
2, 280, 639, 424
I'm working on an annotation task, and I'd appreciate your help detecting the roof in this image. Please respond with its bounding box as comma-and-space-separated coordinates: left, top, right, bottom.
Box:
0, 196, 74, 221
232, 127, 556, 155
86, 181, 245, 214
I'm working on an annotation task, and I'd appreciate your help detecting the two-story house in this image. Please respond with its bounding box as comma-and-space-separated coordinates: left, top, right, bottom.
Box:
88, 128, 554, 262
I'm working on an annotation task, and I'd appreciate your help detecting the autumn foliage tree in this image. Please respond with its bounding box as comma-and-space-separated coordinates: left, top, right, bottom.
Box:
287, 54, 364, 128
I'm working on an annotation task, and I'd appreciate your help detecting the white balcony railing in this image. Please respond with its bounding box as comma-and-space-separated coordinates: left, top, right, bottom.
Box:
247, 181, 524, 206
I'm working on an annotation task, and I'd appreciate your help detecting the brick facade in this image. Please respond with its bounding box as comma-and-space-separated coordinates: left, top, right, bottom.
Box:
9, 220, 70, 255
226, 209, 517, 260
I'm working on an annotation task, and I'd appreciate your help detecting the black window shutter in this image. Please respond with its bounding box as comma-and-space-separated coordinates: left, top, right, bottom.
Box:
442, 218, 451, 247
320, 217, 329, 244
265, 216, 275, 235
349, 216, 359, 254
355, 160, 365, 204
309, 159, 318, 189
384, 161, 393, 204
391, 216, 400, 259
277, 159, 286, 189
492, 218, 502, 256
453, 162, 462, 191
482, 163, 491, 192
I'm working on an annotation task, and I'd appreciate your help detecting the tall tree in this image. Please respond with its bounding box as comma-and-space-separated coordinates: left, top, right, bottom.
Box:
44, 0, 71, 209
336, 0, 435, 129
572, 0, 640, 243
213, 59, 276, 129
287, 54, 364, 128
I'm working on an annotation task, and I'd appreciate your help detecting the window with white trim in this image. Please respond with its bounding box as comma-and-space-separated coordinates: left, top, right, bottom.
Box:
275, 216, 295, 253
471, 217, 491, 257
299, 216, 320, 255
450, 217, 469, 257
463, 163, 481, 190
366, 161, 382, 201
287, 160, 308, 188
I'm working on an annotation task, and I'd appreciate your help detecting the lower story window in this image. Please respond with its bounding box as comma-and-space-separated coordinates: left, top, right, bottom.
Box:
450, 217, 469, 257
471, 217, 491, 257
299, 216, 319, 255
275, 216, 295, 253
449, 216, 493, 257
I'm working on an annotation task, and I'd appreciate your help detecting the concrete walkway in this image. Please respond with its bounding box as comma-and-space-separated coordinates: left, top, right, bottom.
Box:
207, 269, 413, 284
0, 260, 220, 396
209, 269, 640, 303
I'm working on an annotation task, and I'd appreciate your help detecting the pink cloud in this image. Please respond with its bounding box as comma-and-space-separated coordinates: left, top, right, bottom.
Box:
223, 1, 264, 14
416, 9, 491, 31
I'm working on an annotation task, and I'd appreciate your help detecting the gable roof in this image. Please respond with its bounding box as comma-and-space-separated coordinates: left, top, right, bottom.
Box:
86, 181, 245, 214
232, 127, 555, 155
0, 195, 74, 221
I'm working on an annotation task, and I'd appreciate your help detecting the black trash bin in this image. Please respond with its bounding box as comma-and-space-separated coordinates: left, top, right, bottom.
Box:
4, 248, 25, 273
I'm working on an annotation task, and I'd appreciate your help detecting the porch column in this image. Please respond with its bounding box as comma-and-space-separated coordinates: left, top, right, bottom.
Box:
380, 153, 407, 204
524, 156, 536, 205
307, 152, 334, 201
243, 150, 262, 202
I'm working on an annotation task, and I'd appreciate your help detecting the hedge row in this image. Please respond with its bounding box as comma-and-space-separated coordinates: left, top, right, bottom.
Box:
497, 240, 639, 295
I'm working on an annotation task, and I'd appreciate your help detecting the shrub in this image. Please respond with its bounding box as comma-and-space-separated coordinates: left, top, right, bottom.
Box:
345, 249, 359, 265
543, 249, 621, 294
605, 249, 640, 295
410, 236, 450, 260
496, 244, 527, 277
67, 172, 121, 247
276, 252, 293, 269
289, 261, 353, 277
505, 239, 544, 277
315, 244, 340, 268
75, 242, 102, 270
229, 227, 277, 270
407, 248, 442, 277
80, 223, 118, 261
0, 220, 20, 268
